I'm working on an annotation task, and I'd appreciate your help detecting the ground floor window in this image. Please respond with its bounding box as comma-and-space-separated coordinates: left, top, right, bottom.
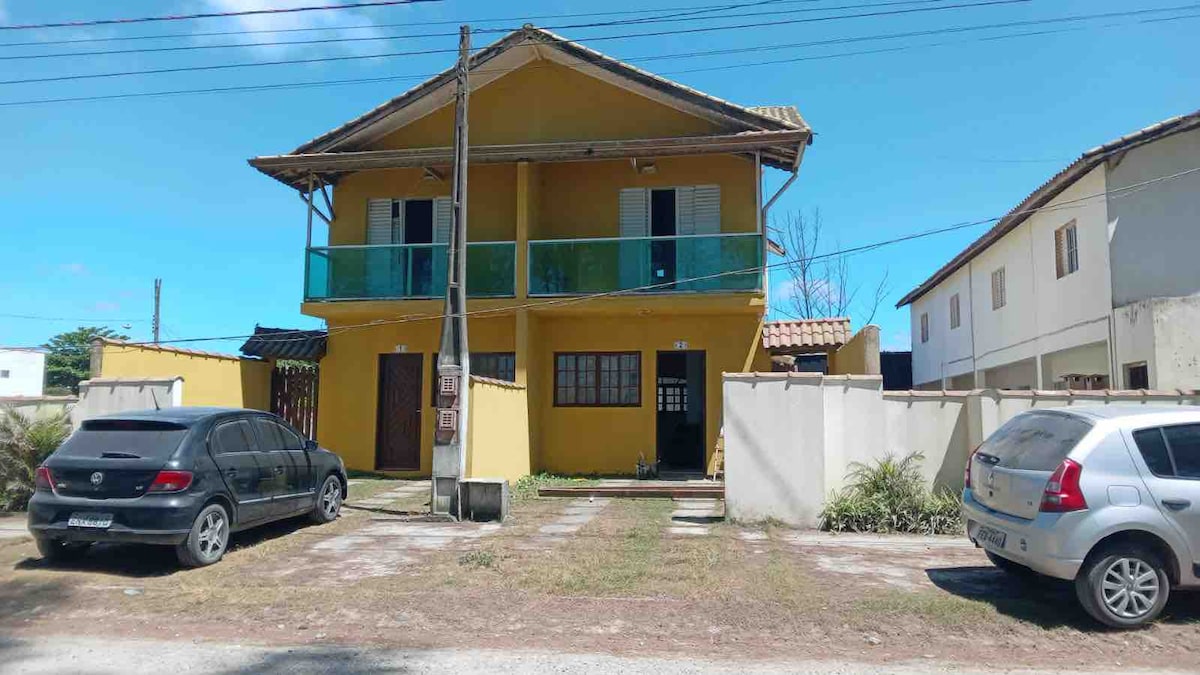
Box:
430, 352, 516, 404
555, 352, 640, 407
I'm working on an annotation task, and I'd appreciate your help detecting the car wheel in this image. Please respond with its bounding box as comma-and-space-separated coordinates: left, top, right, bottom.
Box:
311, 475, 343, 524
1075, 545, 1170, 628
176, 504, 230, 568
35, 538, 91, 563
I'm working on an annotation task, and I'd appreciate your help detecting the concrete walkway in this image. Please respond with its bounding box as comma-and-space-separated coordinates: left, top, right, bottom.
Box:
0, 512, 29, 541
2, 636, 1184, 675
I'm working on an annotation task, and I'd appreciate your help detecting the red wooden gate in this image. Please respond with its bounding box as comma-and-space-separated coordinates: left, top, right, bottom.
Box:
271, 364, 319, 439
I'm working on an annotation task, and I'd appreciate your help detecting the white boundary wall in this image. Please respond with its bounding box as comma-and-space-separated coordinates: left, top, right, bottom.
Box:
723, 373, 1200, 526
72, 377, 184, 428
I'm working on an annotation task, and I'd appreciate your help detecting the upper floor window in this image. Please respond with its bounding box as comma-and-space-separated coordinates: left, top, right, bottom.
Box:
949, 293, 961, 330
991, 267, 1006, 310
1054, 220, 1079, 278
619, 185, 721, 238
919, 313, 929, 343
366, 197, 451, 246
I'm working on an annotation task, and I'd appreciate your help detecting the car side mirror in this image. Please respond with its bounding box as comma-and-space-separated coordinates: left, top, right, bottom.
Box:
304, 439, 318, 451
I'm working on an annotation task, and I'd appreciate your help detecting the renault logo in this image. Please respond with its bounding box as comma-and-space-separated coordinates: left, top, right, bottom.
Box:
90, 472, 104, 486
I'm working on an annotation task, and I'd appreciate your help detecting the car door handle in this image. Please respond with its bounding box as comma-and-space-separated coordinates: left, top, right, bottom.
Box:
273, 466, 285, 475
1161, 499, 1191, 511
224, 469, 238, 478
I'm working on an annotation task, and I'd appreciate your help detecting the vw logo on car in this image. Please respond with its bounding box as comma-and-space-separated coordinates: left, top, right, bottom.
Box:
90, 472, 104, 486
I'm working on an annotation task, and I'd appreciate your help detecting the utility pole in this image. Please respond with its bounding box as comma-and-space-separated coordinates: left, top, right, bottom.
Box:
152, 278, 162, 344
431, 25, 471, 518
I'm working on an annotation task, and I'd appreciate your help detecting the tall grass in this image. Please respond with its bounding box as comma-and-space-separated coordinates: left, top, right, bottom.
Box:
818, 452, 962, 535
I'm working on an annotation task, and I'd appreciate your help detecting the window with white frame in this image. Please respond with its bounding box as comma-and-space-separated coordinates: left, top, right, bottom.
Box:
1054, 220, 1079, 278
949, 293, 961, 330
919, 313, 929, 343
0, 370, 9, 379
991, 267, 1006, 310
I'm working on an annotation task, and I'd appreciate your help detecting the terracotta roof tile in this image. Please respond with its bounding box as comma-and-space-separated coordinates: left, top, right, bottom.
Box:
762, 318, 851, 351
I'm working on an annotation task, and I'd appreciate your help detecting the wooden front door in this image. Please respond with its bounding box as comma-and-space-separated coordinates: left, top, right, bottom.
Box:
376, 353, 423, 471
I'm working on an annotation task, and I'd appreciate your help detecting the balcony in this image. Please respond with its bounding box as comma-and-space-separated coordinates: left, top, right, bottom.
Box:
528, 233, 762, 296
305, 242, 516, 301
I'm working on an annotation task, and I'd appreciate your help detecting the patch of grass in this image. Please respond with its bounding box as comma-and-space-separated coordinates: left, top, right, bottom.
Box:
346, 469, 406, 480
458, 550, 497, 569
511, 473, 596, 502
852, 590, 996, 628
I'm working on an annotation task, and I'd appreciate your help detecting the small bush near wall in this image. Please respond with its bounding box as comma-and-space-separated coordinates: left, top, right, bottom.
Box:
0, 407, 71, 511
819, 453, 962, 535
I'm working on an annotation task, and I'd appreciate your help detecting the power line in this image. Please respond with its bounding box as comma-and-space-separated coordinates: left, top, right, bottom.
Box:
3, 7, 1196, 108
0, 312, 146, 323
0, 0, 1028, 86
0, 0, 950, 61
0, 0, 935, 47
81, 164, 1200, 352
0, 0, 442, 32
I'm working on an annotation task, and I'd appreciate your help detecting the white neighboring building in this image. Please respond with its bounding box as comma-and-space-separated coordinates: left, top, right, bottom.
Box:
0, 347, 47, 397
900, 109, 1200, 391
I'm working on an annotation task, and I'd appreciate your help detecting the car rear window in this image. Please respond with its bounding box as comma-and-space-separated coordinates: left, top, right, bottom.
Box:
55, 419, 190, 460
1164, 425, 1200, 479
1133, 428, 1175, 477
977, 412, 1093, 471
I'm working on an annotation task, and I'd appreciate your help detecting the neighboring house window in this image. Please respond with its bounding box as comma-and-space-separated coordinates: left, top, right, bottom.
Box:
0, 370, 8, 379
919, 313, 929, 343
1054, 221, 1079, 278
430, 352, 516, 405
1125, 362, 1149, 389
554, 352, 640, 407
991, 267, 1006, 310
949, 294, 961, 330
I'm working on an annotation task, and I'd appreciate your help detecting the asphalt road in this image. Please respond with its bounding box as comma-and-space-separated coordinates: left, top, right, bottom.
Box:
1, 637, 1188, 675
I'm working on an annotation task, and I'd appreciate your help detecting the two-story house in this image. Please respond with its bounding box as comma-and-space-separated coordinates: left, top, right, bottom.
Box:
899, 109, 1200, 391
250, 27, 813, 477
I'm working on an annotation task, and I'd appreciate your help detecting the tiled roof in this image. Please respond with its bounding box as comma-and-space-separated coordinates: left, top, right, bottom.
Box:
240, 326, 327, 362
897, 107, 1200, 307
762, 318, 851, 352
748, 106, 808, 130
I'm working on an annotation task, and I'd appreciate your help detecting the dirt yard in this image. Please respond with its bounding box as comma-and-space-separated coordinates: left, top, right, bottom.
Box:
2, 479, 1198, 670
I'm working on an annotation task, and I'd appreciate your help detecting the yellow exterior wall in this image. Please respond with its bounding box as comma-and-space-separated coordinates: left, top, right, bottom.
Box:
532, 312, 767, 476
828, 326, 882, 376
98, 343, 271, 410
331, 164, 517, 245
316, 317, 515, 475
466, 378, 531, 484
533, 155, 757, 240
372, 59, 724, 150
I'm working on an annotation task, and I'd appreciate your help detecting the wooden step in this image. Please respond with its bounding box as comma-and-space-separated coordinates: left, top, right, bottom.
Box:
538, 483, 724, 499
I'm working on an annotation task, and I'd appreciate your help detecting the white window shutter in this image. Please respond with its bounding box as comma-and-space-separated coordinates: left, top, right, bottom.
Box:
619, 188, 649, 238
434, 197, 453, 244
367, 199, 395, 245
693, 185, 721, 235
675, 187, 695, 236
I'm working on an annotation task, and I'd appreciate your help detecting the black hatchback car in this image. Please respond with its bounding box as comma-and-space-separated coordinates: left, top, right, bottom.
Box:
28, 408, 348, 568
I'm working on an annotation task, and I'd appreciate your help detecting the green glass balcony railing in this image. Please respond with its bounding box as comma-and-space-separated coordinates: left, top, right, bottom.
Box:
305, 242, 516, 301
527, 233, 763, 296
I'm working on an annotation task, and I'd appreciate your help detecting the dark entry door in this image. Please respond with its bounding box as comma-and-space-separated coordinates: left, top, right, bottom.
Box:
376, 353, 423, 471
656, 350, 706, 472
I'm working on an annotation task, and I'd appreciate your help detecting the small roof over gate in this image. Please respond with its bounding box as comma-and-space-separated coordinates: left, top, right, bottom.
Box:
761, 318, 851, 354
240, 326, 327, 362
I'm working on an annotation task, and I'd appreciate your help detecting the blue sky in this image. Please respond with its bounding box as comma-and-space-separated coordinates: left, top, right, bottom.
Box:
0, 0, 1196, 352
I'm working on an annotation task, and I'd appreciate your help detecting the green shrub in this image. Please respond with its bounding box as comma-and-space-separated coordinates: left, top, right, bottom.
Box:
511, 472, 594, 502
0, 407, 72, 511
818, 452, 962, 535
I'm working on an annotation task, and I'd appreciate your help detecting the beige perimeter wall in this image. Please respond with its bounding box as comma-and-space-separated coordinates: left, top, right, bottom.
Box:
723, 373, 1200, 526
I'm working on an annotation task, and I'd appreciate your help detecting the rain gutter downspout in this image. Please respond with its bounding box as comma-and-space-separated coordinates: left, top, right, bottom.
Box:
761, 137, 810, 224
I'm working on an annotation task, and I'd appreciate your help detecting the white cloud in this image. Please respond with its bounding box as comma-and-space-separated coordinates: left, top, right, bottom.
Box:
197, 0, 395, 58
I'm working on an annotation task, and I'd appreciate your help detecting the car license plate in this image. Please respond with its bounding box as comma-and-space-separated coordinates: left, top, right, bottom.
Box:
67, 513, 113, 529
976, 524, 1007, 549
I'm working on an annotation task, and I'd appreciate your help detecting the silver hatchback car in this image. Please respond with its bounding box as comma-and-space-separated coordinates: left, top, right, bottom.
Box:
963, 406, 1200, 628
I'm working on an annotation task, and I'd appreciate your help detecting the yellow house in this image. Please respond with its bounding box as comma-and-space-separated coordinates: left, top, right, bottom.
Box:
249, 27, 814, 479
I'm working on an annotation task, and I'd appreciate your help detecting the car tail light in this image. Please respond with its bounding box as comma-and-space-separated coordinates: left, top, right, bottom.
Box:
964, 446, 979, 489
34, 466, 55, 492
1041, 459, 1087, 512
147, 470, 193, 493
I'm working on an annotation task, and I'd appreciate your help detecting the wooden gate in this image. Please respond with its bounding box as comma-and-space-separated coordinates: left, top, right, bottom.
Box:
271, 364, 319, 439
